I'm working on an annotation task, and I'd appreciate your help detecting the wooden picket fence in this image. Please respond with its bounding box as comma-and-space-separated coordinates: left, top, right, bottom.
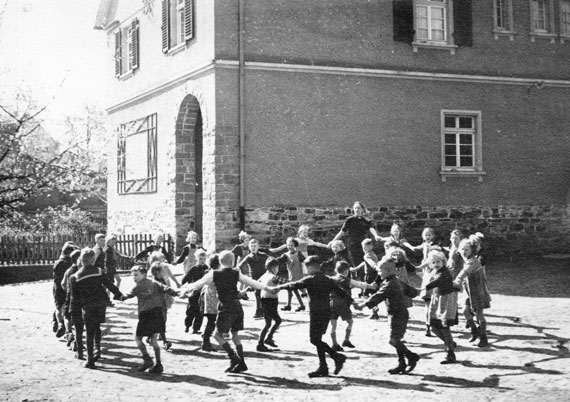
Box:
0, 233, 173, 270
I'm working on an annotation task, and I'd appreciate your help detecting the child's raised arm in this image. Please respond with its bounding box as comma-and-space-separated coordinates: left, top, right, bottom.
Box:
180, 271, 214, 296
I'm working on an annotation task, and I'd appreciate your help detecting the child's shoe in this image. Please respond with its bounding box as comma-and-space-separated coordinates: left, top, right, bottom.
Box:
256, 343, 270, 352
149, 363, 164, 374
333, 353, 347, 375
84, 359, 96, 369
265, 339, 278, 348
295, 305, 306, 312
342, 340, 355, 348
75, 350, 85, 360
424, 325, 433, 337
406, 353, 420, 373
225, 357, 240, 373
388, 363, 407, 375
192, 329, 202, 334
308, 366, 329, 378
137, 356, 154, 372
52, 314, 58, 333
331, 344, 344, 352
370, 311, 380, 320
230, 359, 248, 373
163, 341, 172, 351
185, 326, 189, 333
55, 326, 66, 338
441, 350, 457, 364
281, 305, 291, 311
201, 342, 216, 352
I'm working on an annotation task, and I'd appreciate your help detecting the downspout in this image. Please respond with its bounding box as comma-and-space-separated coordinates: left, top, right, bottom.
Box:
238, 0, 246, 230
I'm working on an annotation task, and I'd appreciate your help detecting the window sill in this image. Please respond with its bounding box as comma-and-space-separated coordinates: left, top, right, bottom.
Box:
530, 32, 556, 43
412, 41, 457, 55
166, 42, 187, 56
117, 70, 134, 81
560, 35, 570, 44
439, 170, 486, 182
493, 29, 517, 41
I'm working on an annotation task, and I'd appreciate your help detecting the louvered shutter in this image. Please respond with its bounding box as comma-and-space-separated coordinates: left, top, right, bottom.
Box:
114, 30, 122, 77
393, 0, 414, 43
130, 18, 140, 70
453, 0, 473, 46
184, 0, 194, 41
161, 0, 170, 52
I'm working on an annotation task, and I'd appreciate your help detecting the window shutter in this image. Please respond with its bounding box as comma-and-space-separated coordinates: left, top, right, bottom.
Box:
453, 0, 473, 46
393, 0, 414, 43
184, 0, 194, 41
131, 18, 140, 70
114, 30, 122, 77
161, 0, 170, 53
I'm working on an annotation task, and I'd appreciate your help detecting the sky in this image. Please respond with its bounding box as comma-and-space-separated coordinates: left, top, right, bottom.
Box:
0, 0, 108, 135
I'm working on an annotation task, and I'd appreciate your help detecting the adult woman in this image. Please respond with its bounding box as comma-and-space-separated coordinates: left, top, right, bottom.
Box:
331, 201, 381, 268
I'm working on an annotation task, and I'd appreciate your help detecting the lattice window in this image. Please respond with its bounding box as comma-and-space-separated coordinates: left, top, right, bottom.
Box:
117, 113, 157, 195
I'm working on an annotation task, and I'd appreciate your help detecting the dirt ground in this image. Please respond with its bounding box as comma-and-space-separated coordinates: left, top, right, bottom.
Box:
1, 256, 569, 402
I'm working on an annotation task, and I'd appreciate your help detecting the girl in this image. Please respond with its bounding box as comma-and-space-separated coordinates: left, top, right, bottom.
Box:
148, 251, 181, 288
69, 248, 122, 369
322, 239, 350, 276
176, 231, 206, 274
270, 225, 329, 255
454, 238, 492, 347
276, 237, 306, 312
331, 201, 382, 271
135, 233, 172, 263
424, 250, 459, 364
379, 223, 415, 252
200, 254, 220, 351
445, 229, 464, 279
150, 261, 175, 351
412, 227, 442, 337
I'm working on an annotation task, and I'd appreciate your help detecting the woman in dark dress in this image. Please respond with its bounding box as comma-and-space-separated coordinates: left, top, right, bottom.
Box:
331, 201, 381, 268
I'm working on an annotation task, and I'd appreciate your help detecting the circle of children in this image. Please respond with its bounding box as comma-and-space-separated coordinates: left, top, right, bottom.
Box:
52, 201, 491, 378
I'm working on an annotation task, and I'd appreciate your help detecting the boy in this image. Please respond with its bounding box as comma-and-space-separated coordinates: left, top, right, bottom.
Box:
181, 249, 209, 333
330, 261, 374, 352
92, 234, 106, 269
274, 256, 351, 378
53, 242, 79, 338
121, 265, 180, 374
181, 250, 274, 373
236, 238, 269, 318
354, 255, 420, 375
256, 258, 288, 351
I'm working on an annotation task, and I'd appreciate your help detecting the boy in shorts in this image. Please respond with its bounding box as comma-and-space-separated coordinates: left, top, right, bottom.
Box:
181, 250, 275, 373
330, 261, 374, 351
273, 256, 352, 378
256, 258, 288, 351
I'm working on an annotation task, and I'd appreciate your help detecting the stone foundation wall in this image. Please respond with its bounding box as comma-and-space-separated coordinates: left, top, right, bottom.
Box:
242, 204, 570, 257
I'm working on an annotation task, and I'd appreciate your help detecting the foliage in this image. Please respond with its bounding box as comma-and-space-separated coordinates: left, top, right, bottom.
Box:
0, 95, 108, 219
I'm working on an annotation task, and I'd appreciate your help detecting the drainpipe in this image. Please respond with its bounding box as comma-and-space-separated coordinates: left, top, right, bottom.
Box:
238, 0, 246, 230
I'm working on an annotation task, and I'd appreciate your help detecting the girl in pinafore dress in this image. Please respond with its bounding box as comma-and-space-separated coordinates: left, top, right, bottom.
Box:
276, 237, 306, 312
412, 227, 442, 337
454, 238, 492, 347
424, 250, 459, 364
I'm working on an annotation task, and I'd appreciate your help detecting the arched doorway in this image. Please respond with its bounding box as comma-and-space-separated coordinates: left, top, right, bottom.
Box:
174, 95, 203, 250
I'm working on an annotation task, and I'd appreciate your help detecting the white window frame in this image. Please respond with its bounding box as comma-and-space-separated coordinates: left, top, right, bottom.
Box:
530, 0, 556, 42
493, 0, 516, 40
560, 0, 570, 42
412, 0, 457, 54
440, 110, 485, 182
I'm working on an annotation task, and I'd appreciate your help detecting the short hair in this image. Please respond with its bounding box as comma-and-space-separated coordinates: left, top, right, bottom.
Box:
249, 238, 259, 244
390, 223, 403, 236
304, 255, 321, 268
186, 231, 199, 243
80, 247, 95, 265
148, 251, 166, 265
105, 234, 117, 246
153, 233, 164, 243
62, 243, 78, 256
469, 232, 485, 243
70, 249, 81, 263
196, 249, 208, 258
386, 246, 406, 262
266, 258, 279, 271
238, 231, 250, 242
130, 265, 148, 275
208, 254, 220, 270
422, 227, 436, 239
427, 250, 447, 265
95, 233, 106, 241
335, 261, 350, 273
458, 238, 475, 253
150, 262, 163, 277
298, 225, 310, 235
286, 237, 299, 247
219, 250, 235, 267
361, 238, 374, 247
330, 239, 345, 251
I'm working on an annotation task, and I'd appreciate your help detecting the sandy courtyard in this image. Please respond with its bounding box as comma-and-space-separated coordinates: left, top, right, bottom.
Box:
0, 258, 569, 402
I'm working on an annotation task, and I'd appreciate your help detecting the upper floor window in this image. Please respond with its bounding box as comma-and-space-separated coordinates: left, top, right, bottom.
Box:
493, 0, 515, 39
530, 0, 556, 41
560, 0, 570, 40
114, 19, 139, 79
162, 0, 194, 53
117, 113, 158, 195
392, 0, 473, 54
440, 111, 485, 181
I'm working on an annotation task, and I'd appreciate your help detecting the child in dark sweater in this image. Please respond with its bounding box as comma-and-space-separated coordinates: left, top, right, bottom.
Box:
181, 249, 209, 333
355, 255, 420, 375
274, 256, 351, 378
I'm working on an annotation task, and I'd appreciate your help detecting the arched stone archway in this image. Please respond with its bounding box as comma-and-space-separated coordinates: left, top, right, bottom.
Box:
174, 95, 203, 252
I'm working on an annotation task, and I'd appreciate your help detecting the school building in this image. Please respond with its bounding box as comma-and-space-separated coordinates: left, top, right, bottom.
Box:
95, 0, 570, 255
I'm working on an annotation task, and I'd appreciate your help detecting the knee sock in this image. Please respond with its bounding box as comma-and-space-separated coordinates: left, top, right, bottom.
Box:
235, 343, 244, 360
153, 346, 161, 364
221, 342, 237, 360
